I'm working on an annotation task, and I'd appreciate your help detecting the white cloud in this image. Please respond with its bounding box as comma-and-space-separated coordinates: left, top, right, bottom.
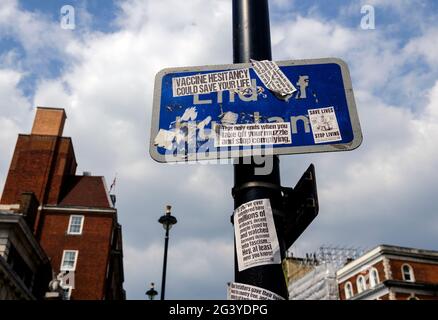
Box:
272, 14, 411, 94
272, 16, 358, 58
0, 0, 80, 71
404, 29, 438, 66
0, 69, 30, 118
33, 80, 72, 110
0, 68, 32, 198
291, 81, 438, 251
360, 0, 419, 12
124, 238, 233, 299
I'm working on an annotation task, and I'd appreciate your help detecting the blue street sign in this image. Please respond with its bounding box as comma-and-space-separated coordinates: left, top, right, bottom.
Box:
150, 58, 362, 163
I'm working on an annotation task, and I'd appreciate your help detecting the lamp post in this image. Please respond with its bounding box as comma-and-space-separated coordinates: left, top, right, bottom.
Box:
158, 205, 177, 300
145, 282, 158, 300
231, 0, 288, 298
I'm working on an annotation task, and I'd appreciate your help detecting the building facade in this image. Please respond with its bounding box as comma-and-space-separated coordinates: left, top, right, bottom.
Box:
0, 107, 125, 300
0, 193, 51, 300
337, 245, 438, 300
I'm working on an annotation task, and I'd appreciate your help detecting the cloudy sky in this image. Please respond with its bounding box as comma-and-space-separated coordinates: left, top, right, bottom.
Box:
1, 0, 438, 300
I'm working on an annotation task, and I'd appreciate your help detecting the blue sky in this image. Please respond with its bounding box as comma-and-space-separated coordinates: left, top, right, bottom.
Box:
1, 0, 438, 300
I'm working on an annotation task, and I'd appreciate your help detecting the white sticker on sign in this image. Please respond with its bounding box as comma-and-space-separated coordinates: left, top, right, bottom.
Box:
215, 122, 291, 147
154, 129, 176, 150
227, 282, 285, 300
234, 199, 281, 272
172, 69, 252, 97
308, 106, 342, 143
251, 59, 296, 97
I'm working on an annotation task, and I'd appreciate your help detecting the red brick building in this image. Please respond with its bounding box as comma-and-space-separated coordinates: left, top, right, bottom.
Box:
0, 107, 125, 300
336, 244, 438, 300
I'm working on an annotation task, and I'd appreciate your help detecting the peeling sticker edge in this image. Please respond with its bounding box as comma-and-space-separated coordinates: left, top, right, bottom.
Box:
250, 59, 297, 100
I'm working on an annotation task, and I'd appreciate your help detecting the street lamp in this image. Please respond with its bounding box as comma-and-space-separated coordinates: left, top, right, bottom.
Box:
158, 205, 177, 300
145, 282, 158, 300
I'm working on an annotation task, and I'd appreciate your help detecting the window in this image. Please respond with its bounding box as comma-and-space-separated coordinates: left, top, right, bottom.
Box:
402, 264, 415, 282
60, 250, 78, 271
344, 282, 353, 299
369, 268, 380, 288
67, 215, 84, 235
357, 275, 366, 293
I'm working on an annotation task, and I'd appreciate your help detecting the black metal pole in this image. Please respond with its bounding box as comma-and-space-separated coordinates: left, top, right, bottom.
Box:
160, 226, 170, 300
232, 0, 288, 299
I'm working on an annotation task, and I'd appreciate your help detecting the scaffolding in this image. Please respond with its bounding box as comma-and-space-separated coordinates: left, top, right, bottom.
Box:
288, 245, 366, 300
315, 245, 365, 268
289, 262, 339, 300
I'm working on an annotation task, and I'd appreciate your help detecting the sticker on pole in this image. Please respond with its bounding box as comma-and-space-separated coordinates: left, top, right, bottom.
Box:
227, 282, 285, 300
234, 199, 281, 272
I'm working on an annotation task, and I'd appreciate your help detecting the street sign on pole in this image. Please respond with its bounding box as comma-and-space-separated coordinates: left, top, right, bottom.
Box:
150, 58, 362, 163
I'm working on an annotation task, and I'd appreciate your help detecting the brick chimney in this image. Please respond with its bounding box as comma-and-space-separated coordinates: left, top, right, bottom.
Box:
0, 107, 76, 206
18, 192, 39, 233
31, 107, 67, 136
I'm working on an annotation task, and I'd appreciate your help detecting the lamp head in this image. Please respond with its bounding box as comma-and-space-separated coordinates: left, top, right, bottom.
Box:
159, 205, 177, 230
146, 282, 158, 300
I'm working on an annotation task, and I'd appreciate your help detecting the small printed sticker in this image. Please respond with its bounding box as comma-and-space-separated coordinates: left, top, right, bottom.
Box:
215, 122, 291, 147
234, 199, 281, 272
172, 69, 252, 97
308, 106, 342, 143
227, 282, 285, 300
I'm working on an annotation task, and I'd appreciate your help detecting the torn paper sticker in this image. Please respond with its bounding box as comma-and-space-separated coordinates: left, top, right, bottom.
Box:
251, 59, 296, 98
215, 122, 291, 147
154, 129, 176, 150
227, 282, 285, 300
220, 111, 238, 125
172, 69, 252, 97
308, 106, 342, 143
234, 199, 281, 272
197, 116, 212, 141
180, 107, 198, 121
